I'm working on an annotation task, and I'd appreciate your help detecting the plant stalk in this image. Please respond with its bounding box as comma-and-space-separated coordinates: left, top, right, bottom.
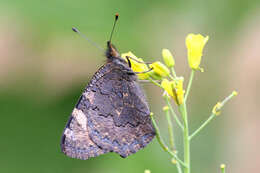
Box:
150, 113, 187, 167
180, 103, 190, 173
184, 70, 195, 102
164, 96, 184, 130
165, 108, 175, 151
189, 113, 215, 140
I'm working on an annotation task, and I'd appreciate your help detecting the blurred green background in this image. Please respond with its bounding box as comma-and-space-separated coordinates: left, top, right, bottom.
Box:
0, 0, 259, 173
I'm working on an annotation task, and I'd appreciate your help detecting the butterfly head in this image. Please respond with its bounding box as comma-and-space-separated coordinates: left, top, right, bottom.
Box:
106, 41, 120, 59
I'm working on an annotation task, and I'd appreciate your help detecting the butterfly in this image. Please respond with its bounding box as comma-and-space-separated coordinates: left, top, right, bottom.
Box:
60, 14, 155, 160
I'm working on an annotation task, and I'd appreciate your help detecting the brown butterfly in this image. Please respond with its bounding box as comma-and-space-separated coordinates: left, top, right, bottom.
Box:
60, 14, 155, 160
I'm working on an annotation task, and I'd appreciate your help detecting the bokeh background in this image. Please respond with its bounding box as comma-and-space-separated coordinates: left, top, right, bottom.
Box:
0, 0, 259, 173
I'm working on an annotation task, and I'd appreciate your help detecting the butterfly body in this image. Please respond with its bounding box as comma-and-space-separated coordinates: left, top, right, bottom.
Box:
61, 42, 155, 160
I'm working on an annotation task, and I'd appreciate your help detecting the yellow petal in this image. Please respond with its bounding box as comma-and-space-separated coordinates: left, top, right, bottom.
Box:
174, 77, 184, 105
161, 79, 174, 97
186, 33, 209, 70
161, 79, 177, 103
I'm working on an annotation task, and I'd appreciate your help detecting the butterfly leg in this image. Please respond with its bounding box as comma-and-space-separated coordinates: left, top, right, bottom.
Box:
123, 67, 153, 75
133, 67, 153, 74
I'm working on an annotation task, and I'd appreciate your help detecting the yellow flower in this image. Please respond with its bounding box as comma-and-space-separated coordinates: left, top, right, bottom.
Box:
161, 79, 178, 103
174, 77, 185, 105
161, 78, 184, 105
121, 52, 149, 80
162, 49, 175, 67
161, 79, 175, 98
186, 33, 209, 70
150, 61, 170, 77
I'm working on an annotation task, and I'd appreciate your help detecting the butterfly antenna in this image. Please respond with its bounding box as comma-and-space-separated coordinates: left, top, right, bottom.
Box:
72, 27, 104, 51
109, 13, 119, 43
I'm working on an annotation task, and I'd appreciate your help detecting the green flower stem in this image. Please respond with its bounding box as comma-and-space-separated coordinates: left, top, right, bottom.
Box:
189, 91, 237, 140
189, 113, 215, 140
217, 91, 238, 110
148, 78, 164, 89
169, 151, 186, 168
164, 96, 184, 130
164, 107, 183, 173
164, 107, 175, 151
176, 162, 183, 173
220, 164, 226, 173
179, 103, 190, 173
148, 78, 184, 131
171, 67, 177, 78
184, 70, 195, 102
150, 113, 187, 168
169, 74, 175, 81
180, 70, 194, 173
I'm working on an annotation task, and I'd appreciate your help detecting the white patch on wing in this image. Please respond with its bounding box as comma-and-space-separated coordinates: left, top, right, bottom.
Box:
72, 108, 87, 131
64, 128, 74, 139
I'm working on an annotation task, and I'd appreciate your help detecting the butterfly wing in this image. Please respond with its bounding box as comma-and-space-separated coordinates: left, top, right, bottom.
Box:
61, 108, 108, 160
61, 62, 155, 159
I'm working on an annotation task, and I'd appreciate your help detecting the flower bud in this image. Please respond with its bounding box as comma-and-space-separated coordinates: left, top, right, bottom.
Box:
220, 164, 226, 169
171, 158, 177, 164
148, 70, 163, 80
220, 164, 226, 173
186, 33, 209, 70
162, 49, 175, 67
163, 106, 169, 111
212, 102, 222, 116
232, 90, 238, 96
150, 61, 170, 77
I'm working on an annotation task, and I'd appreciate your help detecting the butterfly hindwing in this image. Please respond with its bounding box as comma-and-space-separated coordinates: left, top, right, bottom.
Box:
61, 108, 108, 160
61, 64, 111, 160
61, 62, 155, 159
